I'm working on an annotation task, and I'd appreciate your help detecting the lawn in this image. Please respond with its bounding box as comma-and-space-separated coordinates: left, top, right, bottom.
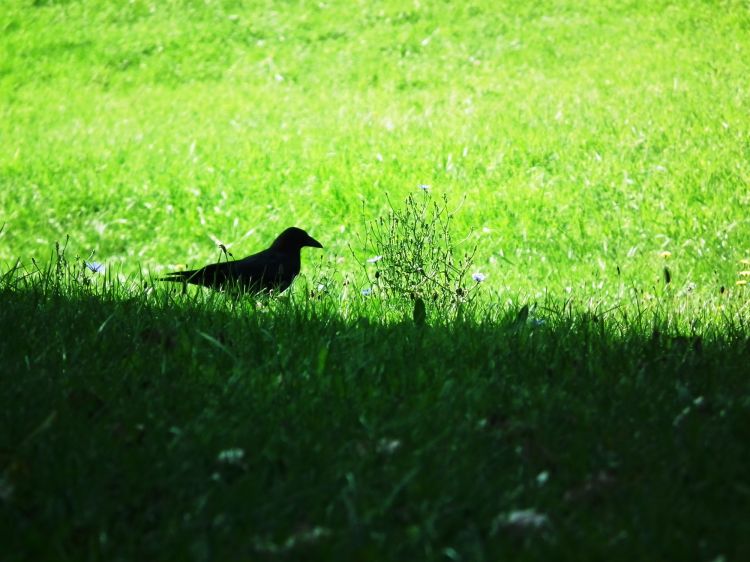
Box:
1, 0, 750, 560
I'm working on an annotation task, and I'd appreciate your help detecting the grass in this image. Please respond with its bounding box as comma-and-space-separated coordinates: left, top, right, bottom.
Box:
1, 0, 750, 559
2, 0, 749, 293
2, 264, 750, 560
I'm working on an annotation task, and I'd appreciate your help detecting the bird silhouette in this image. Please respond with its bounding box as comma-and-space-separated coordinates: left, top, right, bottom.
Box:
161, 227, 323, 294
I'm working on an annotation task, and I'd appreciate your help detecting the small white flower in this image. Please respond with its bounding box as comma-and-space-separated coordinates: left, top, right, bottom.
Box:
367, 255, 383, 263
316, 283, 327, 292
361, 288, 372, 296
418, 184, 430, 190
472, 272, 486, 283
85, 261, 105, 274
376, 438, 401, 455
536, 471, 550, 486
506, 509, 549, 529
217, 448, 245, 465
491, 508, 550, 537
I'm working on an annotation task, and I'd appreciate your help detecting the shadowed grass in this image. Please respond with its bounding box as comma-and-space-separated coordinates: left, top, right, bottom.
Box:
1, 262, 749, 561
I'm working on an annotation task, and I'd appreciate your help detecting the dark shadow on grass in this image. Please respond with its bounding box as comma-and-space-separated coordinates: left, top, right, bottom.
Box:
1, 283, 749, 561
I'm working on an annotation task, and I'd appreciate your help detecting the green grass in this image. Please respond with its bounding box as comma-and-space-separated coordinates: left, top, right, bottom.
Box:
1, 0, 750, 559
2, 265, 750, 560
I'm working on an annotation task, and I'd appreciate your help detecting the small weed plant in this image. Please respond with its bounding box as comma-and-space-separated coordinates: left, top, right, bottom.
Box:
356, 190, 480, 318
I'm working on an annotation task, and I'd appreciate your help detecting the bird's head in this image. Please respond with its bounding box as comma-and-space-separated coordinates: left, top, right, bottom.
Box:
271, 227, 323, 252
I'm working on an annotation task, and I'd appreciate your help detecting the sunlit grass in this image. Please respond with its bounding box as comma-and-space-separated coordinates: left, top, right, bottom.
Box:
1, 0, 749, 299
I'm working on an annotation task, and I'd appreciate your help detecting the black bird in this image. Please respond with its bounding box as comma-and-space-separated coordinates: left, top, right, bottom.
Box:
161, 227, 323, 294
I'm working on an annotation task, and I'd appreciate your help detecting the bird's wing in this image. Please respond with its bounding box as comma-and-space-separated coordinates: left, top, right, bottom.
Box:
161, 249, 295, 292
231, 249, 290, 287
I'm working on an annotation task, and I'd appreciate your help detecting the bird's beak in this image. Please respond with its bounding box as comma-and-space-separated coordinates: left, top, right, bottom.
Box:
307, 235, 323, 249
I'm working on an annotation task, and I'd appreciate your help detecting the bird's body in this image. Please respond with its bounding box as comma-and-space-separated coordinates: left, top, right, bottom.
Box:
161, 227, 322, 294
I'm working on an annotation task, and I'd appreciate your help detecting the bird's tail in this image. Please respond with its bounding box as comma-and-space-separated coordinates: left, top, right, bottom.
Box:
159, 270, 197, 282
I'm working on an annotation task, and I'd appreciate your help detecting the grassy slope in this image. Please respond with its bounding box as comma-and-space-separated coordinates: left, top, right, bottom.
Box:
1, 0, 750, 560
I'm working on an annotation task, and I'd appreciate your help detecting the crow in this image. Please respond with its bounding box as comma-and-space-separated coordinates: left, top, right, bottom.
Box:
161, 227, 323, 294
